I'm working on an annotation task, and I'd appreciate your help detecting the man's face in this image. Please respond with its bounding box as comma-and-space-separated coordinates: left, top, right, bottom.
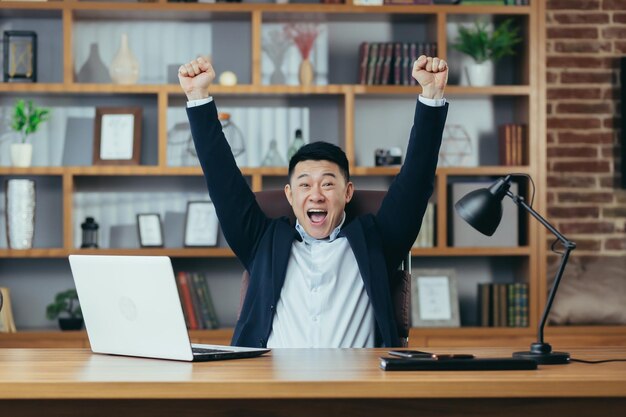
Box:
284, 160, 353, 240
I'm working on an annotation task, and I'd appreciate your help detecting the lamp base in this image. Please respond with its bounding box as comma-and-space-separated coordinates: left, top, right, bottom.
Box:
513, 342, 570, 365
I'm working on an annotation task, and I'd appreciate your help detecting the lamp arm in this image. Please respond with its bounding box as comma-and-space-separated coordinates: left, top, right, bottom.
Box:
506, 191, 576, 345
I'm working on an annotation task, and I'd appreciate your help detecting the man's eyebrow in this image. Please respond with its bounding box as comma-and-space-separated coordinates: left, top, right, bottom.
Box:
296, 172, 337, 180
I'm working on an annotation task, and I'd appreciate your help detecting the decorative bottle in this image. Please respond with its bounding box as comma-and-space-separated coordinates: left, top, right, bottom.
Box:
287, 128, 305, 162
109, 33, 140, 85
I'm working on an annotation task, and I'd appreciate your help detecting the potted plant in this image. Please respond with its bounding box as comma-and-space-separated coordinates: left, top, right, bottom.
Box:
9, 99, 50, 167
451, 18, 522, 86
46, 289, 83, 331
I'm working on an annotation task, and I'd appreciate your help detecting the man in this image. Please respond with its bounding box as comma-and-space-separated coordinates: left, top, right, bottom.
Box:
179, 55, 448, 348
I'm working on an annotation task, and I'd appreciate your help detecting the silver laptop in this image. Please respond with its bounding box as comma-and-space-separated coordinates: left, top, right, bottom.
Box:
68, 255, 269, 362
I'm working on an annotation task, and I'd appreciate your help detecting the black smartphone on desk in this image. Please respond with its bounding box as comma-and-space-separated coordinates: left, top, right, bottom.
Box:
388, 350, 475, 360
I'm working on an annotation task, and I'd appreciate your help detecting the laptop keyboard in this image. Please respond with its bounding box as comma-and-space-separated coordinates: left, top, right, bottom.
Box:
192, 347, 231, 355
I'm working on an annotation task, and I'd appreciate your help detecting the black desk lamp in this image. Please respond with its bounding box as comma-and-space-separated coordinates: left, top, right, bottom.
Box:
454, 174, 576, 365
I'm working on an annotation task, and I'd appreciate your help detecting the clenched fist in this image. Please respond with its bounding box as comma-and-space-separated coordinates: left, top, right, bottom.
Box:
412, 55, 448, 100
178, 56, 215, 101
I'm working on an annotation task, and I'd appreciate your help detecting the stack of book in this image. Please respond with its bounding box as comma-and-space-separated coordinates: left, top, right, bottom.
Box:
498, 123, 527, 166
176, 272, 220, 330
358, 41, 437, 86
477, 282, 528, 327
462, 0, 529, 5
413, 202, 435, 248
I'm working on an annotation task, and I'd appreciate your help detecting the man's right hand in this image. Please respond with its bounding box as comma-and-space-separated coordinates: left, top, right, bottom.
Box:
178, 56, 215, 101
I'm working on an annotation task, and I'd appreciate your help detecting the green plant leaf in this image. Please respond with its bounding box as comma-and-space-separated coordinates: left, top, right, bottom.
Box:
451, 18, 522, 64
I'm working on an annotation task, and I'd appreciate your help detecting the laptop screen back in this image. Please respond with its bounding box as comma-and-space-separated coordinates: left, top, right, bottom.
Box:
69, 255, 194, 361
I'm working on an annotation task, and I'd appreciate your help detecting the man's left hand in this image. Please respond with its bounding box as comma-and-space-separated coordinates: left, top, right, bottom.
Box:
413, 55, 448, 100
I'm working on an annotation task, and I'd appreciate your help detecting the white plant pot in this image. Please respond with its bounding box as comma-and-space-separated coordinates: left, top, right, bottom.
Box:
10, 143, 33, 167
465, 61, 494, 87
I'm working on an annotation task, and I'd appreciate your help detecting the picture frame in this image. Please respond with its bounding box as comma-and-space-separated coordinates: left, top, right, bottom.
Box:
93, 107, 142, 165
3, 30, 37, 83
411, 268, 460, 327
136, 213, 164, 248
183, 201, 219, 247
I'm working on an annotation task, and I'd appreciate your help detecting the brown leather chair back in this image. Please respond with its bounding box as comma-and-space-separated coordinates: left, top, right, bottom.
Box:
239, 190, 410, 347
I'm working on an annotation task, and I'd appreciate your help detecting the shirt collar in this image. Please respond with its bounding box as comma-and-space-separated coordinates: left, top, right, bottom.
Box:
295, 211, 346, 244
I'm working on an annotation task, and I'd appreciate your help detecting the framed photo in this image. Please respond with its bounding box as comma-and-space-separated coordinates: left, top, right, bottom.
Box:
411, 268, 460, 327
3, 30, 37, 82
183, 201, 219, 247
136, 213, 164, 248
93, 107, 142, 165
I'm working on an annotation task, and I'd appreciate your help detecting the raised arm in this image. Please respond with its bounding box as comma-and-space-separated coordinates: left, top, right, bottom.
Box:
376, 55, 449, 270
179, 57, 269, 268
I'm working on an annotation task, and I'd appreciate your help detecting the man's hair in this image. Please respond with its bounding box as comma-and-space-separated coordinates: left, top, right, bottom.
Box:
288, 141, 350, 182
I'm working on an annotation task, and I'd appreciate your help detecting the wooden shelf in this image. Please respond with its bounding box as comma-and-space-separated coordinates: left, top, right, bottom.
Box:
0, 248, 235, 258
352, 166, 531, 177
411, 247, 531, 257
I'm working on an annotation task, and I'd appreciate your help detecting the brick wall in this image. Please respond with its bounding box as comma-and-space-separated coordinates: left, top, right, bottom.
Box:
546, 0, 626, 260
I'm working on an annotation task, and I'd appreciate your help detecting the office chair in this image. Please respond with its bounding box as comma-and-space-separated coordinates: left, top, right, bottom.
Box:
238, 190, 411, 347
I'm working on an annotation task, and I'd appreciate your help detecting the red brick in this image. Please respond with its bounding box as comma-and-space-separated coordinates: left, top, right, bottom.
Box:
547, 146, 598, 158
601, 27, 626, 39
556, 102, 612, 114
547, 103, 554, 114
604, 238, 626, 250
547, 132, 557, 144
558, 132, 614, 144
603, 0, 626, 10
547, 57, 612, 69
603, 117, 618, 129
547, 192, 556, 204
559, 222, 615, 234
561, 72, 614, 84
616, 191, 626, 203
547, 0, 600, 10
616, 41, 626, 54
601, 146, 618, 158
603, 207, 626, 217
548, 117, 601, 129
547, 175, 596, 187
558, 192, 614, 203
547, 71, 559, 83
553, 13, 609, 24
552, 161, 610, 173
600, 176, 619, 188
571, 239, 603, 251
547, 27, 598, 39
548, 206, 600, 218
553, 41, 611, 53
547, 88, 602, 100
615, 13, 626, 23
603, 87, 620, 100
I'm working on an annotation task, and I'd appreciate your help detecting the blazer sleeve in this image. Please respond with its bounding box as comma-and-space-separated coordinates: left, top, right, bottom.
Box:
375, 99, 448, 271
186, 101, 269, 269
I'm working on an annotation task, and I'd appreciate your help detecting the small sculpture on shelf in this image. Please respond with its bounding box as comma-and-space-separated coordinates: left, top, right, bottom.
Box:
3, 30, 37, 83
284, 23, 322, 86
109, 33, 140, 85
261, 139, 286, 167
5, 179, 36, 250
80, 217, 99, 249
262, 28, 292, 85
287, 128, 305, 161
438, 124, 472, 167
76, 42, 111, 83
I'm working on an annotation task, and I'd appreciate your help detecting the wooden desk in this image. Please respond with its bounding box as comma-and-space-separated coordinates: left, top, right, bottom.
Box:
1, 347, 625, 417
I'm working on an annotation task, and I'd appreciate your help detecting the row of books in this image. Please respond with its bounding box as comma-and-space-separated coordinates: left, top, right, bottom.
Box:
0, 287, 17, 333
358, 42, 437, 86
352, 0, 529, 5
176, 272, 220, 330
462, 0, 529, 5
413, 202, 435, 248
477, 282, 528, 327
498, 123, 527, 166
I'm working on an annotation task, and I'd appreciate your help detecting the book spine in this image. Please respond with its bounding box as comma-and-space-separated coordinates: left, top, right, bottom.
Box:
188, 272, 205, 330
176, 272, 198, 330
358, 42, 370, 85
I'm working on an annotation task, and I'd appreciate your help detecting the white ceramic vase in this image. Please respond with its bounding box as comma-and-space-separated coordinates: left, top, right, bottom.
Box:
109, 33, 140, 85
10, 143, 33, 167
465, 61, 494, 87
6, 179, 36, 250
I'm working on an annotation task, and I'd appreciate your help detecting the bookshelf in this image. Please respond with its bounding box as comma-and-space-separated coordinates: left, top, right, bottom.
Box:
3, 0, 618, 348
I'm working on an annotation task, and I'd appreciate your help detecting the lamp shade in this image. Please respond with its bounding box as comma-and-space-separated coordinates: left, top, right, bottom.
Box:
453, 176, 511, 236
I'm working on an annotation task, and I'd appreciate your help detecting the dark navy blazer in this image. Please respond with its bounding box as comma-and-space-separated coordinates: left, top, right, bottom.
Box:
187, 99, 448, 348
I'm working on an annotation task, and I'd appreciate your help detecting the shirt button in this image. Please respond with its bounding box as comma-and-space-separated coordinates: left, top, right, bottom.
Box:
312, 316, 318, 322
312, 287, 318, 293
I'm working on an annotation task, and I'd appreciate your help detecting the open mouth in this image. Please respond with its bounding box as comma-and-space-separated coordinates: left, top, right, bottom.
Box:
307, 209, 328, 225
